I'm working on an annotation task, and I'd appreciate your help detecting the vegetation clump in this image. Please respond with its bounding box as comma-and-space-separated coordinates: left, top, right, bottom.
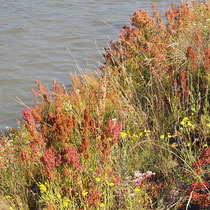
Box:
0, 1, 209, 209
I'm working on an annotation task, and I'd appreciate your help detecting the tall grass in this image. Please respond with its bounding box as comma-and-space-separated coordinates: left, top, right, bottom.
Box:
0, 1, 209, 209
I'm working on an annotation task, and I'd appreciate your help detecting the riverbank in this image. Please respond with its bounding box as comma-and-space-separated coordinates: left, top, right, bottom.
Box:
0, 1, 209, 209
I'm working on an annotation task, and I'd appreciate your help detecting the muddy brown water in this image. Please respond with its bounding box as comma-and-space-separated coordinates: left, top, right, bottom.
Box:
0, 0, 179, 130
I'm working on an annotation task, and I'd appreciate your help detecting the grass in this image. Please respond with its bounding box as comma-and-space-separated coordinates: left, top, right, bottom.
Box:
0, 1, 209, 209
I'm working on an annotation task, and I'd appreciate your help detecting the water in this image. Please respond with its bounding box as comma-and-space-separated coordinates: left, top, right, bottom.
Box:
0, 0, 178, 130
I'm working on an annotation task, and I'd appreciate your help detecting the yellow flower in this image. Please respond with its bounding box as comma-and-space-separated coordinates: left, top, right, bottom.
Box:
204, 144, 208, 148
134, 188, 140, 193
144, 130, 150, 133
206, 123, 210, 127
160, 134, 165, 139
57, 193, 61, 199
181, 117, 190, 126
183, 117, 188, 121
100, 203, 105, 208
5, 195, 12, 199
19, 203, 22, 206
167, 133, 172, 138
82, 190, 88, 197
96, 177, 100, 182
107, 137, 112, 141
132, 134, 138, 138
180, 117, 187, 125
97, 136, 101, 140
186, 121, 192, 127
180, 121, 185, 126
121, 132, 127, 138
39, 184, 46, 194
63, 201, 68, 207
180, 117, 194, 129
139, 132, 143, 137
109, 183, 114, 187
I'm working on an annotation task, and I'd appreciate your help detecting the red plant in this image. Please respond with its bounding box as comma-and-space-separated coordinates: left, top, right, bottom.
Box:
47, 109, 73, 143
189, 181, 210, 208
188, 148, 210, 208
19, 79, 123, 208
35, 80, 47, 100
195, 29, 203, 51
40, 148, 56, 181
192, 148, 210, 174
19, 149, 29, 169
79, 135, 89, 154
87, 188, 101, 209
186, 46, 197, 71
98, 119, 122, 162
105, 118, 122, 145
204, 47, 210, 72
63, 146, 80, 171
73, 114, 78, 129
22, 109, 35, 126
22, 109, 36, 135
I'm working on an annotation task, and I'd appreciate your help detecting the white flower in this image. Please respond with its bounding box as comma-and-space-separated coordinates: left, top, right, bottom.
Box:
132, 171, 155, 184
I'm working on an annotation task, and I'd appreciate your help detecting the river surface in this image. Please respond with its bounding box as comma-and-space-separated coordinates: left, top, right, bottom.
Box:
0, 0, 178, 130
